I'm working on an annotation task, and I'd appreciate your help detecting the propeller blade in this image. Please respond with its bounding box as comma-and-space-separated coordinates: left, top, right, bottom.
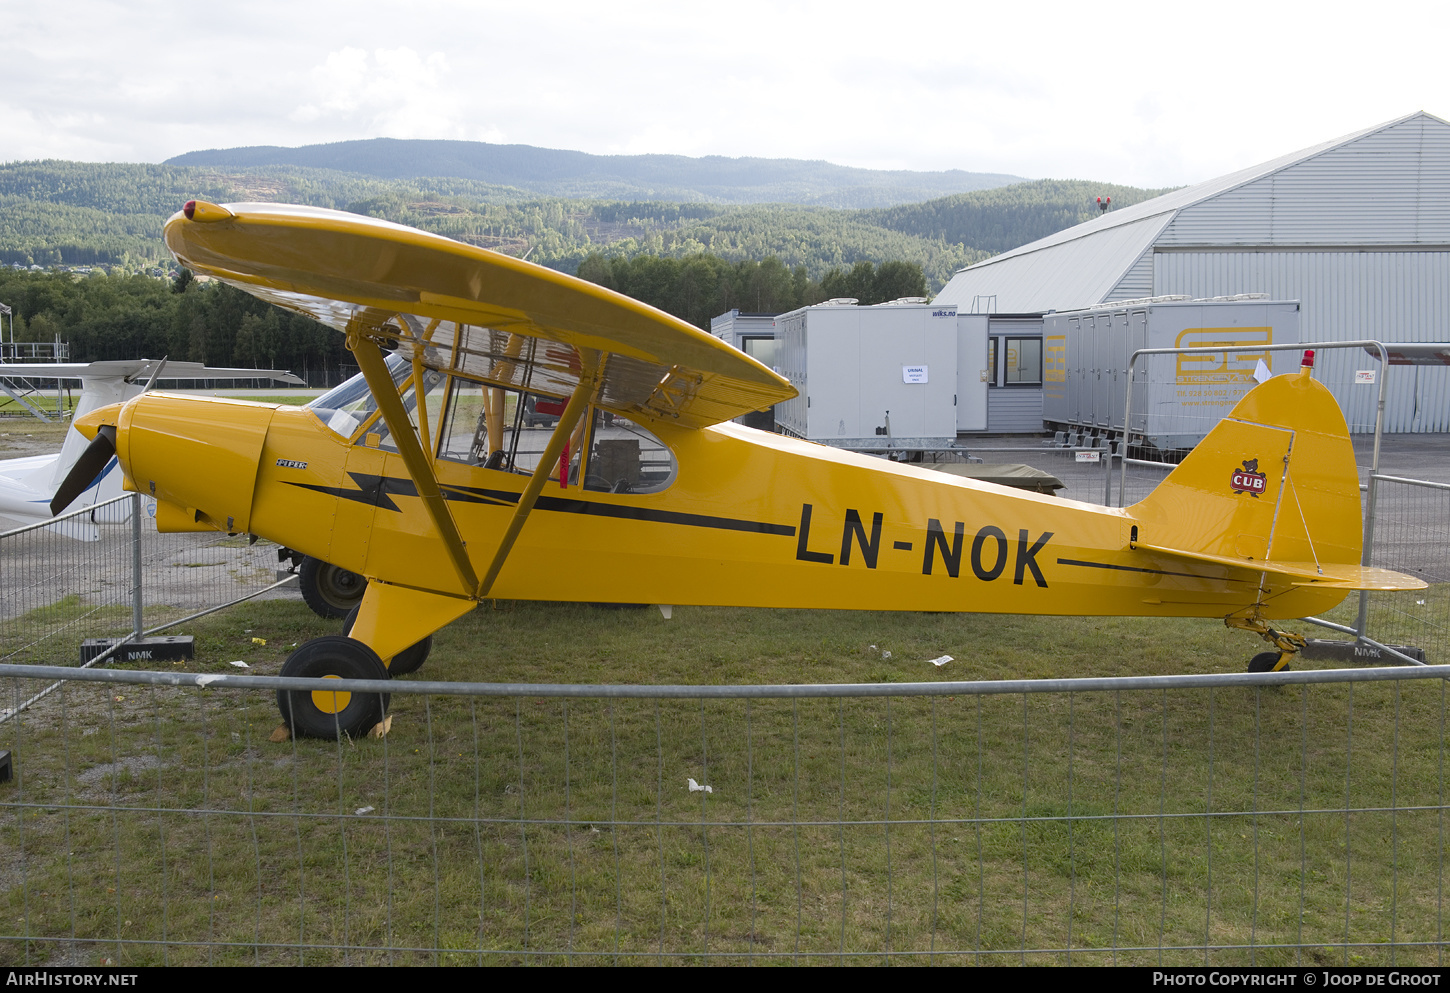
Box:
50, 425, 117, 517
141, 356, 168, 393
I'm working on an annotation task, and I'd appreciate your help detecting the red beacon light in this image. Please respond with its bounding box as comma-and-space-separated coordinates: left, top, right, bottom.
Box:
1301, 349, 1316, 369
178, 200, 233, 223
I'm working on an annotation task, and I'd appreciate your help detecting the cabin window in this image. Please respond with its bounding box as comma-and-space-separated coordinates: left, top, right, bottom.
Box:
582, 410, 675, 494
436, 379, 582, 482
307, 353, 412, 441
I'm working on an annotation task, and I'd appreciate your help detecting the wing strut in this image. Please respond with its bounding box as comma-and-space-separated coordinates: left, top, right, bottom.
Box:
350, 332, 480, 596
476, 348, 601, 598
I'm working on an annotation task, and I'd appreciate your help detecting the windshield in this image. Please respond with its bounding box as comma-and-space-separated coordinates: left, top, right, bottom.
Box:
308, 353, 412, 440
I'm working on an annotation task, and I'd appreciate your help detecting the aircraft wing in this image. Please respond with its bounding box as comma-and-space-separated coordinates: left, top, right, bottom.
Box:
146, 361, 306, 385
0, 360, 303, 384
1137, 542, 1427, 591
163, 201, 795, 429
1364, 343, 1450, 366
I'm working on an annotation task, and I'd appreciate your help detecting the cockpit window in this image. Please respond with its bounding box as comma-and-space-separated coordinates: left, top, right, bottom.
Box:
308, 352, 412, 441
583, 410, 675, 494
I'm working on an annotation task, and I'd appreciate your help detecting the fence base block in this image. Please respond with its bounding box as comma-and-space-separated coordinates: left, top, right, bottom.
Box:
1301, 638, 1426, 664
80, 635, 196, 666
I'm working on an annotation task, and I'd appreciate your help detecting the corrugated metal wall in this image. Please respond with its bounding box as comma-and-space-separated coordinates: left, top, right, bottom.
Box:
986, 389, 1045, 433
1154, 250, 1450, 432
1105, 248, 1155, 302
1156, 116, 1450, 246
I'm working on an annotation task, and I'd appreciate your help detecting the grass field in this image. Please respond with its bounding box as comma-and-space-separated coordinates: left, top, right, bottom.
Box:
0, 395, 75, 419
2, 592, 1447, 967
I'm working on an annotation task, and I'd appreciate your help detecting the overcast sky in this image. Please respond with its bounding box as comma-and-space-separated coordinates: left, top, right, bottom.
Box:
2, 0, 1445, 189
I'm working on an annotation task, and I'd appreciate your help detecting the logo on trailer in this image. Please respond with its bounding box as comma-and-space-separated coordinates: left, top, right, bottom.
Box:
1230, 458, 1267, 498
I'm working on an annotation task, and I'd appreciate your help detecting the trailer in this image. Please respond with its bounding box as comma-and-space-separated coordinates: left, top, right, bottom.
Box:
774, 299, 981, 450
1042, 296, 1300, 452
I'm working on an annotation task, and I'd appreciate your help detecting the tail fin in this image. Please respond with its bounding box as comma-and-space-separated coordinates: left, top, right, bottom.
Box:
1130, 366, 1365, 577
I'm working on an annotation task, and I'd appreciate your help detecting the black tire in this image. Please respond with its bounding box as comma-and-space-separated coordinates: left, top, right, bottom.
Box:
276, 636, 391, 739
298, 557, 367, 620
1247, 651, 1288, 673
342, 605, 433, 676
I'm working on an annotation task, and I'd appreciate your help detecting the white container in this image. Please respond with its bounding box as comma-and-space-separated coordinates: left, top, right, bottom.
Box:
775, 300, 962, 448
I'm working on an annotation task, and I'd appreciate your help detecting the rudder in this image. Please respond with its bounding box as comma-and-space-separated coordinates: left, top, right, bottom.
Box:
1129, 368, 1362, 570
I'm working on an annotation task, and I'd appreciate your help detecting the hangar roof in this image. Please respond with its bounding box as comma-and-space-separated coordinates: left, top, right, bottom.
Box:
934, 111, 1450, 313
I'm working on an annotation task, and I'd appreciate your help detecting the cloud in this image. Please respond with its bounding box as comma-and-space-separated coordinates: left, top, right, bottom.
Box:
289, 47, 495, 141
0, 0, 1443, 187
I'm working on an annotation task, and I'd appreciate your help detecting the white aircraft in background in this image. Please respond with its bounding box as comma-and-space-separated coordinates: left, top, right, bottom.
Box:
0, 359, 304, 539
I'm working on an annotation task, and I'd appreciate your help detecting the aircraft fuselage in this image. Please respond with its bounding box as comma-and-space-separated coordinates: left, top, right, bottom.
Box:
117, 393, 1345, 623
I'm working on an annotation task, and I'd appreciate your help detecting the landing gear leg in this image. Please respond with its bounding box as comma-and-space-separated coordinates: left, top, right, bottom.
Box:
1227, 614, 1306, 673
343, 605, 434, 676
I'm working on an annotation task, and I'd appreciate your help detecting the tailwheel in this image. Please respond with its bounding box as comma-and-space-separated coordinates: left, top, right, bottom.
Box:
1247, 651, 1292, 673
1228, 615, 1305, 674
342, 606, 433, 676
277, 636, 391, 739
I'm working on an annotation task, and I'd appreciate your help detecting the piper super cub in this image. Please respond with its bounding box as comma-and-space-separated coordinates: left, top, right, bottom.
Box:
52, 200, 1425, 738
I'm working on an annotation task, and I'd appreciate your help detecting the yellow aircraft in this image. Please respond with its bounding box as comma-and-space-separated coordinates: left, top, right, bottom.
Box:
52, 200, 1425, 738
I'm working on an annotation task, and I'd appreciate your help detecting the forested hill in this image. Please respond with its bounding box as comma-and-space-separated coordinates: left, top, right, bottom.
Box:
0, 159, 1174, 290
164, 139, 1024, 208
863, 180, 1177, 255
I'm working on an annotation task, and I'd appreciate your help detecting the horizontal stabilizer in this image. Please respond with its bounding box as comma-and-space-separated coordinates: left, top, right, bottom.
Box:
1138, 542, 1426, 592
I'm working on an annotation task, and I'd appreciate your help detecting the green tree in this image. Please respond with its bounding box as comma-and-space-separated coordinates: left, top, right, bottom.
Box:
872, 260, 927, 301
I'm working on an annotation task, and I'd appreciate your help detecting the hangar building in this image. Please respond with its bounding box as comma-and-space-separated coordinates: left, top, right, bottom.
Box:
933, 111, 1450, 433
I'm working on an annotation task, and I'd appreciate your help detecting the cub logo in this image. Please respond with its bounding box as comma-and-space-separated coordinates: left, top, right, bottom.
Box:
1230, 458, 1267, 498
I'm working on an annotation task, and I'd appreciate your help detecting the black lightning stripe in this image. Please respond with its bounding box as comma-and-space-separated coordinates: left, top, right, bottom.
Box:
285, 472, 413, 511
283, 475, 796, 536
1056, 557, 1256, 584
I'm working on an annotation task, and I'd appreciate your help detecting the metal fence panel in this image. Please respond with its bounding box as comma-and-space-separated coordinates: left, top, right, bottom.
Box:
1350, 476, 1450, 664
3, 664, 1449, 966
2, 494, 294, 671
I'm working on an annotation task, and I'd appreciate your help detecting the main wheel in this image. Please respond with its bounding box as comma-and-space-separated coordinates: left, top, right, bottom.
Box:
342, 606, 433, 676
276, 636, 391, 739
298, 557, 367, 620
1247, 651, 1290, 673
